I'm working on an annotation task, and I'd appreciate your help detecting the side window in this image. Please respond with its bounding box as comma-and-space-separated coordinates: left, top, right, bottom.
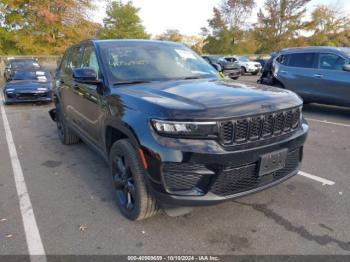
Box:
60, 50, 71, 74
64, 46, 83, 75
319, 53, 345, 71
276, 55, 288, 65
82, 46, 100, 78
70, 46, 84, 71
226, 57, 237, 63
288, 53, 316, 68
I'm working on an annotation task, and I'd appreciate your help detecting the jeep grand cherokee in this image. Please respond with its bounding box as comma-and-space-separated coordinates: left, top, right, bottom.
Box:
50, 40, 308, 220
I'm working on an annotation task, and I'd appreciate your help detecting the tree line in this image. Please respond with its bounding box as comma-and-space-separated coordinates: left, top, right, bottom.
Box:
0, 0, 349, 56
200, 0, 350, 54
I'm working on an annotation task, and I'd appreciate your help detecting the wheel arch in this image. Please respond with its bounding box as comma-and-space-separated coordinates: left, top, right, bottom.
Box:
104, 121, 141, 156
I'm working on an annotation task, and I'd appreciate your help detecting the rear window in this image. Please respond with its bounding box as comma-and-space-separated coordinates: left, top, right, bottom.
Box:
288, 53, 316, 68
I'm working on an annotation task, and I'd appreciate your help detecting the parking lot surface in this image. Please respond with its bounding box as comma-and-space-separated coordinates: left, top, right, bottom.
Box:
1, 74, 350, 256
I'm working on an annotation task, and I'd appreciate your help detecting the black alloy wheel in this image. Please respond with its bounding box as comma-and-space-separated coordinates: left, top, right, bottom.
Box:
113, 155, 136, 211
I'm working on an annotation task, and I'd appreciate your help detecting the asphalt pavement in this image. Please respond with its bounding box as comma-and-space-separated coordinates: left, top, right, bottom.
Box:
1, 74, 350, 256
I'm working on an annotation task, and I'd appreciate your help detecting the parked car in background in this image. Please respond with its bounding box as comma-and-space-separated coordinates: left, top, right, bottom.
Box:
202, 55, 241, 79
4, 58, 41, 82
3, 69, 53, 104
50, 40, 308, 221
224, 56, 262, 75
216, 57, 241, 79
273, 46, 350, 107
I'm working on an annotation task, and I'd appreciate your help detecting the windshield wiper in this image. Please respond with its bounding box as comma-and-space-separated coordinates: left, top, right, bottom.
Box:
174, 76, 205, 80
113, 80, 152, 86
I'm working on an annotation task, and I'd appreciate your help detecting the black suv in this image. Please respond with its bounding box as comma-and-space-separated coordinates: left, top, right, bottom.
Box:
51, 40, 308, 220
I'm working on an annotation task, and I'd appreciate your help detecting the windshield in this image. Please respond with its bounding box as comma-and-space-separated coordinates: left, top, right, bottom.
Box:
238, 57, 250, 62
100, 42, 218, 83
12, 70, 51, 82
11, 60, 40, 69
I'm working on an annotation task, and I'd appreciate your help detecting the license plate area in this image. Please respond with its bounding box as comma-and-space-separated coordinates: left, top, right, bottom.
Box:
259, 149, 288, 176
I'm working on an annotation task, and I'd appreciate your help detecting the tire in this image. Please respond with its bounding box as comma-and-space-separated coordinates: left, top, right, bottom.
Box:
241, 67, 246, 75
252, 72, 258, 75
109, 139, 159, 220
56, 104, 80, 145
231, 77, 239, 80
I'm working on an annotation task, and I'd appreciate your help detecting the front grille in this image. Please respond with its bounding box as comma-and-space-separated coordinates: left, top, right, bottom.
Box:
220, 122, 233, 145
220, 108, 301, 145
284, 110, 294, 131
162, 163, 210, 192
235, 119, 249, 142
262, 114, 274, 137
16, 93, 37, 100
274, 112, 284, 134
249, 117, 262, 140
210, 149, 300, 196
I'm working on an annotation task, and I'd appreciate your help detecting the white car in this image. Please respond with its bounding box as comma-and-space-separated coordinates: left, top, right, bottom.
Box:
223, 56, 262, 75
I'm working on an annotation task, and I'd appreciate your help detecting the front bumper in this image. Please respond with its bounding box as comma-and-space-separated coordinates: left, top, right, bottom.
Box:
246, 67, 261, 73
143, 123, 308, 206
4, 91, 53, 103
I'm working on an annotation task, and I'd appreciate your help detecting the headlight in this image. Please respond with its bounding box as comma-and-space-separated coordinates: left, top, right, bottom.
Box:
151, 119, 218, 139
37, 87, 48, 91
6, 88, 14, 92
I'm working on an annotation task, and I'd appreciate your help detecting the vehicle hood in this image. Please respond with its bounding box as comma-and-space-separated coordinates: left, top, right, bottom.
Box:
4, 80, 52, 91
116, 79, 302, 120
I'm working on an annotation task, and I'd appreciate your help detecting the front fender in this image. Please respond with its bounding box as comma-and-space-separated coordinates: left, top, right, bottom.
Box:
103, 117, 141, 149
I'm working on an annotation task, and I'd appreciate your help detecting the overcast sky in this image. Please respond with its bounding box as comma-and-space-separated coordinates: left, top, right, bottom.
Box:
94, 0, 350, 36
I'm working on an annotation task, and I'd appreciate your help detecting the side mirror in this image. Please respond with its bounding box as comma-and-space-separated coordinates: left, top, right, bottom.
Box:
212, 63, 222, 72
73, 68, 100, 84
343, 64, 350, 72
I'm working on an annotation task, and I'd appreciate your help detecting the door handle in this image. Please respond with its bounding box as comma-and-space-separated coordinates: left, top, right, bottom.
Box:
280, 70, 288, 74
313, 74, 323, 78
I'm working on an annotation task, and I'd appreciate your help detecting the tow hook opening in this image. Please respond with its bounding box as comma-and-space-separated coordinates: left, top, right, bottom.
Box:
49, 109, 57, 122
